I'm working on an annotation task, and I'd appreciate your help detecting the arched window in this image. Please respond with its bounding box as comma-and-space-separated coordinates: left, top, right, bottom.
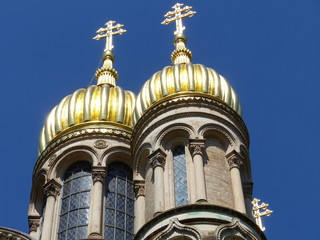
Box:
104, 162, 134, 240
173, 145, 188, 207
57, 162, 92, 240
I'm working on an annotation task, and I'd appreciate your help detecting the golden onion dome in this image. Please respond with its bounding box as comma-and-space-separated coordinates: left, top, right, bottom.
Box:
133, 35, 241, 125
38, 20, 135, 156
38, 85, 136, 155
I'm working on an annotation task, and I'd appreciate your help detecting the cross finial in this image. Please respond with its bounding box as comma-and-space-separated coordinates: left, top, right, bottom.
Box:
252, 198, 273, 231
93, 20, 126, 52
161, 3, 196, 35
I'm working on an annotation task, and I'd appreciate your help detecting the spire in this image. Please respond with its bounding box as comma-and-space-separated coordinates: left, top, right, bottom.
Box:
161, 3, 196, 64
93, 20, 126, 86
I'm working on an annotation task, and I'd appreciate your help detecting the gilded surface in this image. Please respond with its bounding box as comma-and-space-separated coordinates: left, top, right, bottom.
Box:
39, 85, 136, 155
133, 63, 242, 125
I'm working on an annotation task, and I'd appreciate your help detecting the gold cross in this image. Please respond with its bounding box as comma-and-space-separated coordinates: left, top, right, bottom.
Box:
93, 20, 126, 52
161, 3, 196, 35
252, 198, 273, 231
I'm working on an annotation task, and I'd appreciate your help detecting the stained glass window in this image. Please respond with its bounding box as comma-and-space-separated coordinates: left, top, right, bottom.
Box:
57, 162, 92, 240
173, 145, 188, 207
104, 162, 134, 240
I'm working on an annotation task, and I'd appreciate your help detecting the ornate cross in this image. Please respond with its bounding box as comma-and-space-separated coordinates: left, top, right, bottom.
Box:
161, 3, 196, 35
252, 198, 273, 231
93, 20, 126, 52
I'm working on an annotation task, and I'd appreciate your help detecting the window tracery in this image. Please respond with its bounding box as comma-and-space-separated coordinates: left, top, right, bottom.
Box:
57, 162, 92, 240
173, 145, 188, 207
104, 162, 134, 240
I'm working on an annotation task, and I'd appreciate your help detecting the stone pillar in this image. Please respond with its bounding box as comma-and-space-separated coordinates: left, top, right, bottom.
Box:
148, 149, 166, 216
42, 179, 61, 240
28, 216, 40, 238
134, 181, 145, 233
88, 167, 106, 239
189, 139, 207, 203
226, 151, 246, 213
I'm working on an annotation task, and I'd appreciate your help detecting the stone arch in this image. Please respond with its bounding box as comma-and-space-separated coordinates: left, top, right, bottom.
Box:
215, 218, 259, 240
156, 218, 201, 240
199, 124, 236, 153
50, 147, 95, 183
155, 123, 195, 150
102, 146, 132, 169
134, 142, 152, 180
28, 170, 46, 217
239, 144, 252, 181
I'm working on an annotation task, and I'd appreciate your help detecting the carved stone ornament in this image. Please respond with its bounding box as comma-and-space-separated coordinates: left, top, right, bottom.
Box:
94, 140, 108, 149
226, 151, 244, 170
92, 170, 106, 183
215, 218, 259, 240
48, 153, 57, 166
28, 217, 40, 232
0, 227, 34, 240
148, 149, 166, 169
44, 179, 61, 198
134, 184, 145, 198
156, 218, 201, 240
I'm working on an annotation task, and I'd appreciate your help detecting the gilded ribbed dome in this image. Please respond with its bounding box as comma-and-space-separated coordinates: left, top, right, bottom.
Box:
133, 63, 241, 125
38, 85, 136, 155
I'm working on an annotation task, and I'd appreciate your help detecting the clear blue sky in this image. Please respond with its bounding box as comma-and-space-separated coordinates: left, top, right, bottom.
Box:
0, 1, 319, 239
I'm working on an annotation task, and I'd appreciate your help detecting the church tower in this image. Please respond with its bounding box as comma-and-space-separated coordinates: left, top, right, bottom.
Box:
24, 3, 268, 240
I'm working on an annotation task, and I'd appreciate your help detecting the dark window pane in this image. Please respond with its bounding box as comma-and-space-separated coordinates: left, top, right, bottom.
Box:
104, 226, 114, 239
105, 209, 115, 225
61, 197, 69, 214
67, 228, 76, 240
173, 146, 188, 207
76, 226, 87, 239
106, 192, 115, 208
115, 228, 125, 239
116, 211, 125, 228
105, 162, 134, 238
116, 194, 125, 211
58, 162, 91, 239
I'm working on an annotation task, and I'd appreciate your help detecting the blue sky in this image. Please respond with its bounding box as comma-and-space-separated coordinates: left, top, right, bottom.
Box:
0, 0, 319, 239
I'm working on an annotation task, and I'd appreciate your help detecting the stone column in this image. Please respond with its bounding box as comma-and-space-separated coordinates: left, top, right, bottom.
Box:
88, 167, 106, 239
28, 216, 40, 238
134, 181, 145, 233
189, 139, 207, 203
148, 149, 166, 216
42, 179, 61, 240
227, 151, 246, 213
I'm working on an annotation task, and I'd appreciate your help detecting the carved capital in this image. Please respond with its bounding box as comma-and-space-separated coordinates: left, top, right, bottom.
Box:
226, 151, 243, 170
148, 149, 166, 169
28, 216, 40, 232
189, 139, 205, 157
92, 166, 106, 183
134, 181, 145, 198
44, 179, 61, 198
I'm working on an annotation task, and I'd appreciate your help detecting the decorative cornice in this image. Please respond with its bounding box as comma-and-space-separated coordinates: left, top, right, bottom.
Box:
189, 139, 206, 157
132, 95, 249, 156
134, 181, 145, 198
28, 216, 40, 232
148, 149, 167, 169
43, 179, 61, 198
35, 127, 131, 175
226, 150, 244, 170
92, 167, 106, 183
